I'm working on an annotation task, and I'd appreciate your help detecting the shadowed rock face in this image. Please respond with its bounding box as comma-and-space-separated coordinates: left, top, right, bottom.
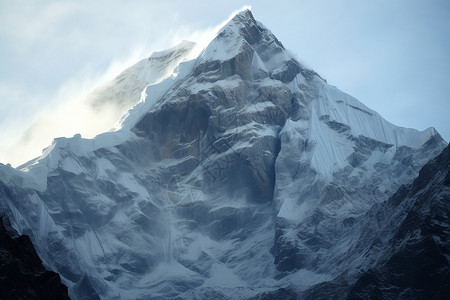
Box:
135, 99, 212, 159
302, 145, 450, 299
0, 9, 447, 300
132, 11, 292, 206
0, 212, 70, 300
346, 145, 450, 299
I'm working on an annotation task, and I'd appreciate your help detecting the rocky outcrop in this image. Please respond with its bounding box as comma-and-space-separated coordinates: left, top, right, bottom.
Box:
347, 144, 450, 298
0, 213, 70, 300
301, 145, 450, 298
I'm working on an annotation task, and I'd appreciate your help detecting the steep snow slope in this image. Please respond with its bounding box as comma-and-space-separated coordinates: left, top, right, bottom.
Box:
87, 40, 196, 121
0, 9, 447, 299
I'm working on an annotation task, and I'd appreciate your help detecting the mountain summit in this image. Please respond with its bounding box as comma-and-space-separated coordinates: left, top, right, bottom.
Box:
0, 9, 447, 299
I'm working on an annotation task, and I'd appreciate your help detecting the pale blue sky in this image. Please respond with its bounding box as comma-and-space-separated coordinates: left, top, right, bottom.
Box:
0, 0, 448, 165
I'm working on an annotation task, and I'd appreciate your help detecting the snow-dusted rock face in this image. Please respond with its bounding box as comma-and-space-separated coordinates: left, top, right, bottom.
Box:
346, 144, 450, 298
0, 9, 447, 299
303, 144, 450, 299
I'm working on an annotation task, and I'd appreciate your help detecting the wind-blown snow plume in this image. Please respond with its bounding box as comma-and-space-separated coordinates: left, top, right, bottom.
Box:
0, 5, 252, 167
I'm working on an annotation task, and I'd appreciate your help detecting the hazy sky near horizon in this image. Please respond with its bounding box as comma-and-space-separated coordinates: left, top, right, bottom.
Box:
0, 0, 449, 166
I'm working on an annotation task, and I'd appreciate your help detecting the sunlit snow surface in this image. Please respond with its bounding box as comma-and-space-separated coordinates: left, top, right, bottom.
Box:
0, 9, 447, 300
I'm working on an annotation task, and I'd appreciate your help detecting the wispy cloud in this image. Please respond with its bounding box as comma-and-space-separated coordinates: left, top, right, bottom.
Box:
0, 1, 174, 166
0, 2, 252, 166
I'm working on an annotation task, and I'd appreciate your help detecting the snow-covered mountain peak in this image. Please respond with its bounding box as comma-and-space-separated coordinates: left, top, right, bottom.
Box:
12, 7, 445, 205
0, 9, 447, 300
196, 8, 316, 84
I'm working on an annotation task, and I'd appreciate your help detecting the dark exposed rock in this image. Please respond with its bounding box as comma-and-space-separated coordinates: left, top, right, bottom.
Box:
134, 99, 212, 160
347, 144, 450, 299
72, 275, 100, 300
250, 287, 299, 299
0, 213, 70, 300
303, 145, 450, 299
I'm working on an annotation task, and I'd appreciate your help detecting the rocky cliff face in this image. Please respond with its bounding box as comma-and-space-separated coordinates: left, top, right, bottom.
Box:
302, 144, 450, 299
0, 9, 447, 299
0, 211, 70, 300
347, 144, 450, 299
